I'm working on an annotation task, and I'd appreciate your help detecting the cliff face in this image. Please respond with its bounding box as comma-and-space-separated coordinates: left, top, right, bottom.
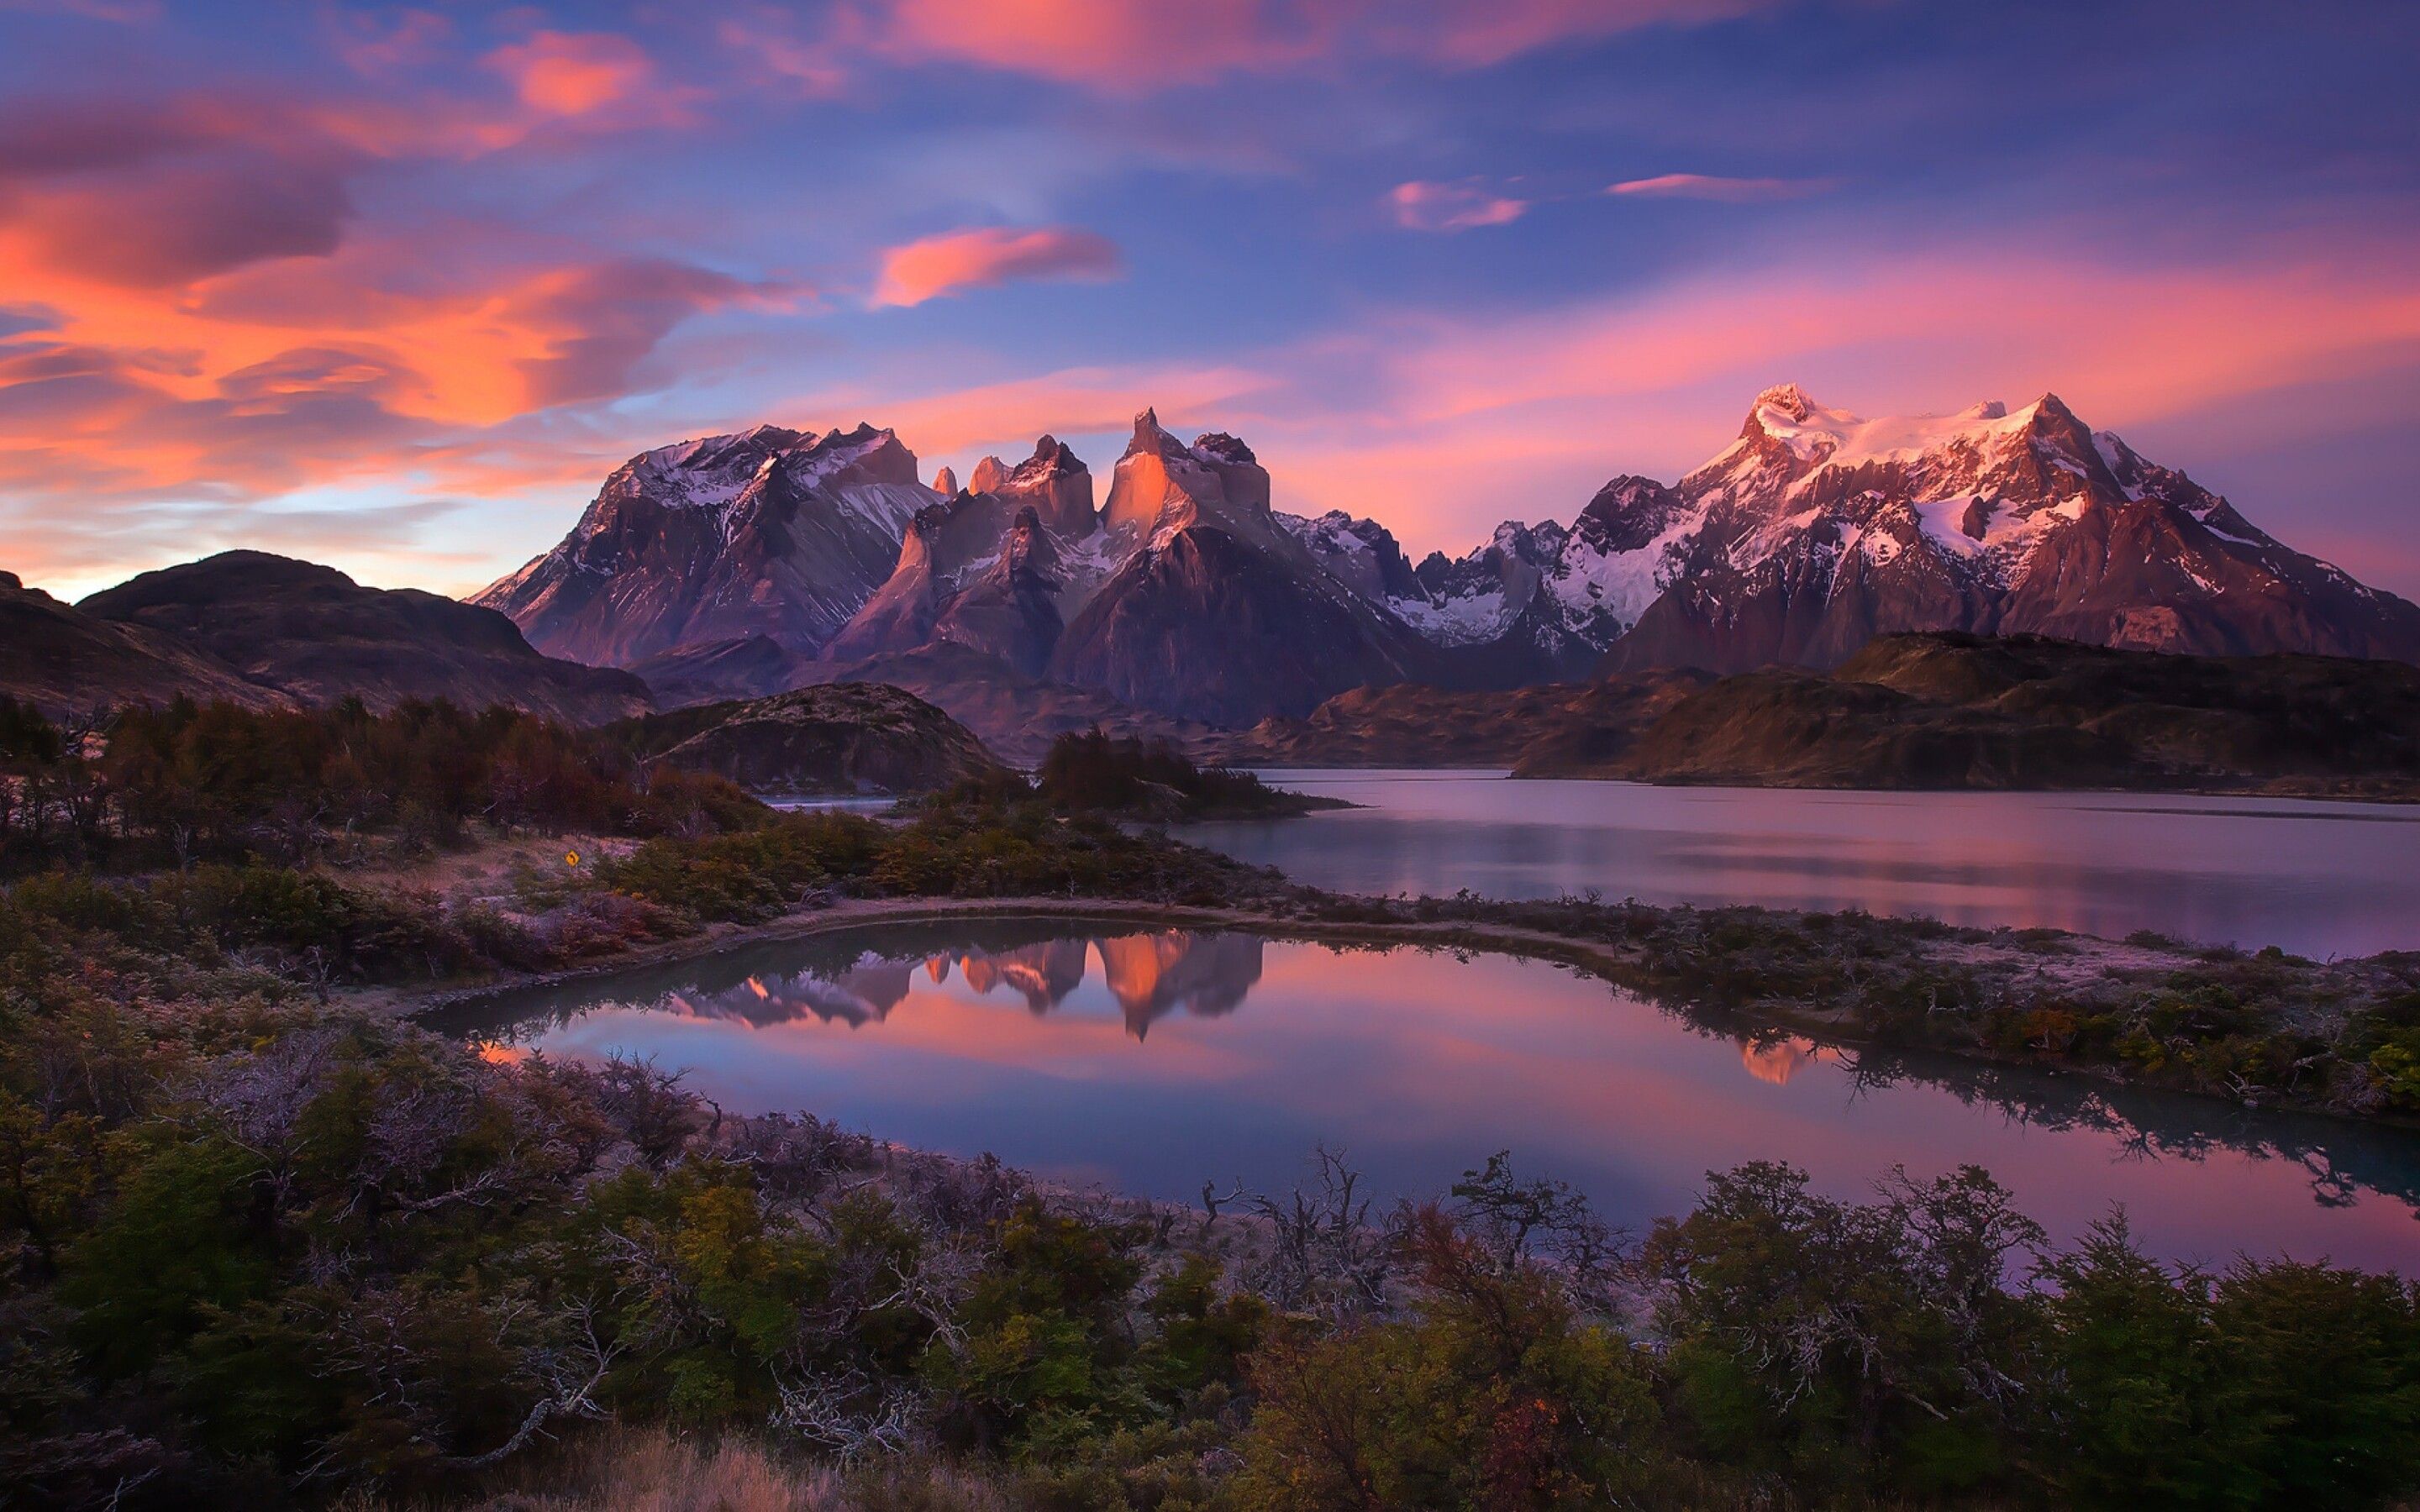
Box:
472, 424, 938, 666
820, 411, 1441, 726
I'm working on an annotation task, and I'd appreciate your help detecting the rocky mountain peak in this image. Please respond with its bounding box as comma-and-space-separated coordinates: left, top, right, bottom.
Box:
1010, 434, 1084, 480
1123, 407, 1192, 465
932, 465, 959, 495
1578, 475, 1692, 554
1192, 432, 1256, 466
1002, 505, 1060, 570
993, 434, 1097, 535
1753, 382, 1815, 424
468, 381, 2420, 734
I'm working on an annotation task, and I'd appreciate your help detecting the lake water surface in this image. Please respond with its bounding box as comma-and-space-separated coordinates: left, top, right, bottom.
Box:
434, 919, 2420, 1273
1177, 771, 2420, 958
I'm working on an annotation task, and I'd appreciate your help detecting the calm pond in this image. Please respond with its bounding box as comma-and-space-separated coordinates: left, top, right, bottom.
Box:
431, 919, 2420, 1273
1177, 771, 2420, 958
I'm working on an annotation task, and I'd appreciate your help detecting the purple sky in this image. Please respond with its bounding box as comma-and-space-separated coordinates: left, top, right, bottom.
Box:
2, 0, 2415, 601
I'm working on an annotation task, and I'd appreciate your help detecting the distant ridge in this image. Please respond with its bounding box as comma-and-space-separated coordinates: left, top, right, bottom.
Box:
0, 551, 651, 723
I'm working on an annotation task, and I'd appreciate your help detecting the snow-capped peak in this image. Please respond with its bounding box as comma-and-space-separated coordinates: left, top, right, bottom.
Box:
1754, 382, 1814, 423
1748, 391, 2046, 472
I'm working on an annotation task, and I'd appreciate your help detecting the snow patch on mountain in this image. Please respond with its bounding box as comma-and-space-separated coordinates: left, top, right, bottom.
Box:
837, 482, 939, 535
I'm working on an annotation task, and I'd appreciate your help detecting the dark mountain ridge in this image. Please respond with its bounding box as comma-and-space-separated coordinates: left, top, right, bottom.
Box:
75, 551, 651, 725
613, 682, 1007, 795
3, 554, 648, 723
1204, 633, 2420, 799
0, 570, 283, 717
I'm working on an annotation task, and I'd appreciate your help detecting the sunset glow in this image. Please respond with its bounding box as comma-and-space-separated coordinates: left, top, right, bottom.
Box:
2, 0, 2413, 601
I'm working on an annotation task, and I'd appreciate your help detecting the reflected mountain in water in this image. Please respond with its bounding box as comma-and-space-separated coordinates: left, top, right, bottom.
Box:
459, 922, 1266, 1041
427, 917, 2420, 1266
1739, 1034, 1844, 1086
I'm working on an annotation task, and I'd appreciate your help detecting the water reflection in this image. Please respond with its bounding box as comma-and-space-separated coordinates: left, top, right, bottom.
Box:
430, 920, 2420, 1273
538, 927, 1269, 1039
1176, 772, 2420, 957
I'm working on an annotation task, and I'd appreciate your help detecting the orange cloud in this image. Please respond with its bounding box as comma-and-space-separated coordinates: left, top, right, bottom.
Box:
871, 226, 1122, 307
874, 0, 1339, 91
1386, 179, 1528, 232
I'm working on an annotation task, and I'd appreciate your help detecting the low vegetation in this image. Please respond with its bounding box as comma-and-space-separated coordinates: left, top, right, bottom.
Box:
1280, 890, 2420, 1121
7, 695, 2414, 1121
3, 696, 2418, 1506
0, 694, 759, 875
3, 969, 2412, 1510
1034, 728, 1344, 821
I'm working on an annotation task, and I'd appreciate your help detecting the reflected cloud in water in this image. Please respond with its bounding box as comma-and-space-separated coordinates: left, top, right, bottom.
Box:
430, 921, 2420, 1273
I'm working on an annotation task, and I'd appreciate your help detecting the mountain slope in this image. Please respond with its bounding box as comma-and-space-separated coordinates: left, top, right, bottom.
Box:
628, 636, 1207, 768
1594, 387, 2420, 673
616, 682, 1008, 794
813, 412, 1441, 726
1044, 412, 1439, 724
472, 423, 938, 665
1535, 632, 2420, 795
81, 552, 650, 723
1200, 672, 1709, 769
1, 570, 284, 717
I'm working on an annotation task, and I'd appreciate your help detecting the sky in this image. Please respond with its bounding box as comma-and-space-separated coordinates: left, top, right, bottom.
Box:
2, 0, 2417, 603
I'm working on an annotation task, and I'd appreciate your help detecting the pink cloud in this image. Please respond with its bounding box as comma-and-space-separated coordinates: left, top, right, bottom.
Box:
330, 8, 453, 76
512, 258, 765, 406
1386, 180, 1528, 232
1388, 0, 1786, 67
483, 31, 658, 118
847, 0, 1788, 92
714, 3, 862, 97
6, 154, 353, 287
871, 226, 1122, 308
1608, 172, 1831, 202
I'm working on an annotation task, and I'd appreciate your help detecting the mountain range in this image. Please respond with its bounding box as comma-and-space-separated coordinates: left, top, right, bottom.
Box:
11, 385, 2417, 748
472, 386, 2420, 732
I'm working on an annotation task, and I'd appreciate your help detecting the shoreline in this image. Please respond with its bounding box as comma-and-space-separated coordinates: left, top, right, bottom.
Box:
1209, 763, 2420, 807
372, 890, 2420, 1136
389, 893, 1657, 1013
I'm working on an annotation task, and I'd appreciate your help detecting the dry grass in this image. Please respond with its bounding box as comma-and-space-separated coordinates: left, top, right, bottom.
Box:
347, 1424, 1015, 1512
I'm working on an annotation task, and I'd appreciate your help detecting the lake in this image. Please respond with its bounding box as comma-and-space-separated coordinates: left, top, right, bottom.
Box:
431, 918, 2420, 1273
1177, 771, 2420, 958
